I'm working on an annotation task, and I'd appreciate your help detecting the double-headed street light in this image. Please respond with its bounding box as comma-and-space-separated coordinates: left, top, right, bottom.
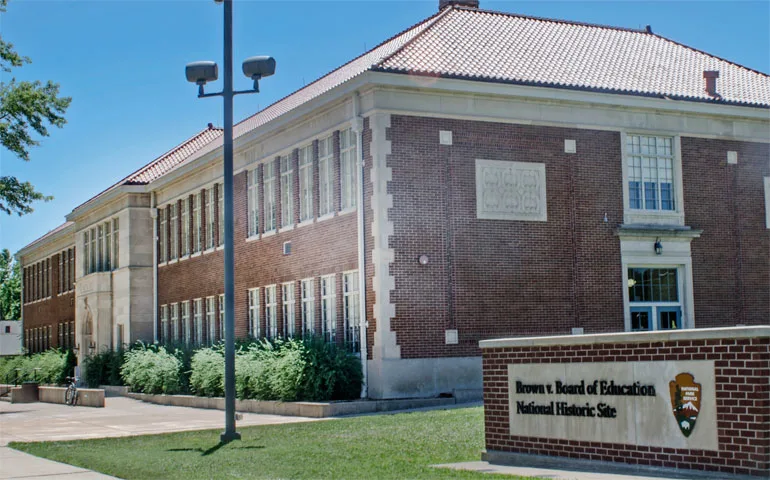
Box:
184, 0, 275, 443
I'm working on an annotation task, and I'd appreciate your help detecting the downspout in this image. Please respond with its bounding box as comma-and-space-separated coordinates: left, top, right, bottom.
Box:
19, 255, 24, 351
352, 92, 368, 398
151, 191, 159, 343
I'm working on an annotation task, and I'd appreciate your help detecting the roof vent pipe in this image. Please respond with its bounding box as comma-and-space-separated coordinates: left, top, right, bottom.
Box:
439, 0, 480, 10
703, 70, 720, 96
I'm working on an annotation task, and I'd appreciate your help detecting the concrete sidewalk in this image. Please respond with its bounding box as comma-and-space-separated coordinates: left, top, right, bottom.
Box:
0, 447, 115, 479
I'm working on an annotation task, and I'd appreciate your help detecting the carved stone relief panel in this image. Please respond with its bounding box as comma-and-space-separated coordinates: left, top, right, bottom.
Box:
475, 159, 547, 222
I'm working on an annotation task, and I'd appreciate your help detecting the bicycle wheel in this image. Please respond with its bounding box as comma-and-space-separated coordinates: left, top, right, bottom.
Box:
65, 385, 76, 406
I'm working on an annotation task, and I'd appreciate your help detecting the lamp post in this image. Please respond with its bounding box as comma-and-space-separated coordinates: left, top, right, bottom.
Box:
185, 0, 275, 443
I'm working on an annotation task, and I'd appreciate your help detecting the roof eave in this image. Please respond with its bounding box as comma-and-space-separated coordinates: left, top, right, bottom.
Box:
66, 184, 147, 224
16, 223, 76, 259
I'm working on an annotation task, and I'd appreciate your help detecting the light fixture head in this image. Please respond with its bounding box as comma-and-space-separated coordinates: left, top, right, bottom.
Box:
242, 56, 276, 92
654, 238, 663, 255
185, 61, 219, 86
418, 254, 430, 265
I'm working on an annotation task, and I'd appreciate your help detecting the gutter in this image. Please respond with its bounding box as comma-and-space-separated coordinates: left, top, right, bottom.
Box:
352, 92, 368, 398
151, 191, 159, 343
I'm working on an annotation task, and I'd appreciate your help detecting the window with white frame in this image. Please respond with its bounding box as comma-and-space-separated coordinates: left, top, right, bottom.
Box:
301, 278, 315, 337
104, 221, 111, 271
169, 203, 178, 260
207, 188, 216, 249
299, 145, 313, 222
627, 267, 681, 331
218, 183, 224, 246
159, 208, 167, 263
343, 271, 360, 352
340, 128, 357, 210
627, 135, 675, 212
171, 303, 179, 341
181, 301, 190, 345
263, 162, 276, 232
112, 218, 119, 268
247, 168, 260, 237
282, 282, 295, 338
83, 218, 120, 274
318, 135, 334, 217
265, 285, 277, 339
321, 275, 336, 343
280, 155, 294, 228
160, 304, 169, 342
181, 199, 189, 257
192, 193, 201, 253
193, 298, 203, 345
248, 288, 260, 338
83, 230, 89, 274
206, 296, 216, 344
90, 225, 96, 272
97, 224, 104, 271
58, 251, 64, 294
218, 294, 225, 341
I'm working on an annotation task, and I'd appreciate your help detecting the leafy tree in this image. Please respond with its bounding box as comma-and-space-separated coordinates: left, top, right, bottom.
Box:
0, 249, 21, 320
0, 0, 71, 215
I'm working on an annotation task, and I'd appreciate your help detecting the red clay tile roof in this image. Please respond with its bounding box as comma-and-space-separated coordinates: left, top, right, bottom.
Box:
18, 221, 74, 254
182, 6, 768, 166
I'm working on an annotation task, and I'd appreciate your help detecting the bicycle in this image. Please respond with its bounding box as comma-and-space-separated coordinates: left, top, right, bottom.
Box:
64, 376, 79, 406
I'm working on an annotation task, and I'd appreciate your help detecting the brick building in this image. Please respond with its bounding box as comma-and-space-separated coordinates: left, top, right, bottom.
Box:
18, 1, 769, 398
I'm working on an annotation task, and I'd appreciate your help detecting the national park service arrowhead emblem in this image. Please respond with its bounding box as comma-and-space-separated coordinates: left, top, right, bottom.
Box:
669, 373, 701, 437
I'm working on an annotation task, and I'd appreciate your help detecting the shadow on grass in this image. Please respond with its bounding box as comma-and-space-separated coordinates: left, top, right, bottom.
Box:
167, 444, 265, 456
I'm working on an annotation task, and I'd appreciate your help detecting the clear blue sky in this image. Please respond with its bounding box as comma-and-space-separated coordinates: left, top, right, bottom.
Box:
2, 0, 768, 256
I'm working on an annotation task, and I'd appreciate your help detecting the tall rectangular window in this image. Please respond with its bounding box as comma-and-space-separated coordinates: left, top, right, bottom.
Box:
627, 135, 675, 212
318, 135, 334, 217
263, 162, 276, 232
628, 267, 681, 332
299, 145, 313, 222
206, 296, 216, 344
104, 221, 112, 271
321, 275, 336, 343
280, 155, 294, 228
193, 298, 203, 345
112, 218, 119, 269
159, 208, 167, 263
218, 294, 225, 341
169, 203, 178, 260
301, 278, 315, 337
160, 304, 169, 342
97, 225, 104, 272
170, 303, 179, 342
248, 288, 260, 338
192, 193, 201, 253
181, 199, 189, 257
90, 227, 96, 273
282, 282, 295, 338
265, 285, 277, 339
343, 271, 360, 353
340, 128, 357, 210
58, 252, 64, 294
181, 301, 190, 345
207, 188, 216, 249
218, 183, 224, 246
247, 168, 260, 237
69, 248, 75, 289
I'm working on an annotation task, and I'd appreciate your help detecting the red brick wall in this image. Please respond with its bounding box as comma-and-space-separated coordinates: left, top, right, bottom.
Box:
22, 251, 76, 351
387, 115, 625, 359
681, 138, 770, 326
482, 336, 770, 477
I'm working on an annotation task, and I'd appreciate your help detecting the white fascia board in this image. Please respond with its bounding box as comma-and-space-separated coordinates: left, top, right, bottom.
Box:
16, 224, 76, 261
66, 185, 147, 224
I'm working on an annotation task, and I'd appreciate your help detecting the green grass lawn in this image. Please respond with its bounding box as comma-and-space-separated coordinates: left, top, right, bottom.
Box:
10, 406, 530, 479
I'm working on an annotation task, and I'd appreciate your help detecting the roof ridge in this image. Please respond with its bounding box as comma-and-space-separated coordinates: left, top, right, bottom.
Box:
232, 6, 449, 131
373, 6, 455, 69
453, 5, 651, 35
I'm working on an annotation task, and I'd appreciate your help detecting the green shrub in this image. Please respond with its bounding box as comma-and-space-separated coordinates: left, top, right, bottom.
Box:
234, 343, 264, 400
120, 344, 182, 394
189, 347, 224, 397
0, 350, 75, 385
83, 350, 125, 388
299, 337, 363, 401
0, 355, 24, 384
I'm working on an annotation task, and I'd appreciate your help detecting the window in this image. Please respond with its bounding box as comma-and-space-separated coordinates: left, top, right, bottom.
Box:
280, 155, 294, 228
627, 135, 675, 212
207, 188, 216, 249
116, 324, 124, 349
206, 296, 216, 344
159, 208, 167, 263
112, 218, 119, 269
58, 252, 63, 294
321, 275, 336, 343
343, 271, 360, 352
318, 135, 334, 217
193, 299, 203, 345
247, 168, 260, 237
299, 145, 313, 222
181, 199, 189, 257
192, 193, 202, 253
90, 227, 96, 273
218, 294, 225, 341
628, 268, 681, 331
97, 225, 104, 271
218, 183, 224, 246
181, 301, 190, 345
160, 305, 169, 342
169, 203, 178, 260
82, 219, 120, 273
104, 221, 111, 271
282, 282, 295, 338
171, 303, 179, 342
301, 278, 315, 337
263, 162, 276, 232
265, 285, 277, 339
248, 288, 260, 338
340, 128, 357, 210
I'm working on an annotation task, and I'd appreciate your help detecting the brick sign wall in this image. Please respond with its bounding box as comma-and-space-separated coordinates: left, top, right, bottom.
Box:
481, 327, 770, 477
